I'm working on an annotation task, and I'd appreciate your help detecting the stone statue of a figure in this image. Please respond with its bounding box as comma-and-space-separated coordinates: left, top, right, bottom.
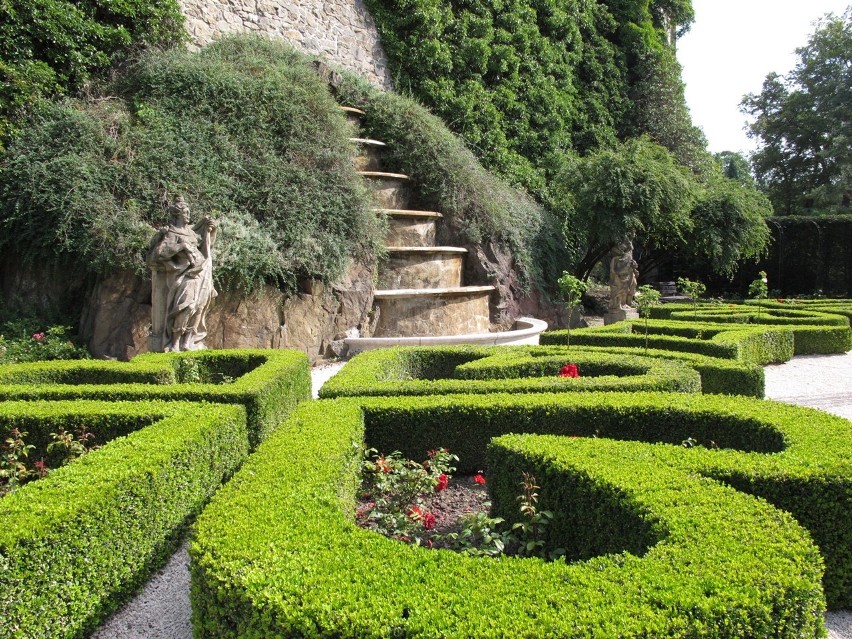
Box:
608, 235, 639, 311
146, 196, 218, 352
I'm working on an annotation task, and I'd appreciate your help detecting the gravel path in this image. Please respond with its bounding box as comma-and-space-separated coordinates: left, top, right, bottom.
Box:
91, 356, 851, 639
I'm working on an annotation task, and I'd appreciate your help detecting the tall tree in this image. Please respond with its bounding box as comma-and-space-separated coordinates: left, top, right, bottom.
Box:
741, 8, 852, 215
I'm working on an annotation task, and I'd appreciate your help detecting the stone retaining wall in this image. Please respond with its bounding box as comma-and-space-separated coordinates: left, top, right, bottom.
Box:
179, 0, 393, 89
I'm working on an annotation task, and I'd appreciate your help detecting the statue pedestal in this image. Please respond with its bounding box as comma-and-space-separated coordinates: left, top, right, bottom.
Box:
604, 308, 639, 325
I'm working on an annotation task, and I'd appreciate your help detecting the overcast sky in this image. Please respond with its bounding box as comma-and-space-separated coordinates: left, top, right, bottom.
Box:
677, 0, 850, 156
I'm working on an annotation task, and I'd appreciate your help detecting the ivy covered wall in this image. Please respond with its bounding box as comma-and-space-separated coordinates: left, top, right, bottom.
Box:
363, 0, 704, 196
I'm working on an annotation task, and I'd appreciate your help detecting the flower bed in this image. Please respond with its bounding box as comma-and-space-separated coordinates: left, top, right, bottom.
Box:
0, 349, 310, 447
319, 346, 701, 398
191, 390, 851, 639
0, 399, 249, 639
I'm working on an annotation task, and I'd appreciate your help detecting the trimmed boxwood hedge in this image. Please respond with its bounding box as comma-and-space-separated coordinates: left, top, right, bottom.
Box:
319, 346, 701, 398
0, 400, 249, 639
549, 345, 765, 397
191, 390, 851, 639
648, 304, 852, 354
0, 349, 310, 447
542, 320, 796, 364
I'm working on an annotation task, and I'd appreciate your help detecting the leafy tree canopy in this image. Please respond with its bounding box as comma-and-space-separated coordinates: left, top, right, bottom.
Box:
0, 0, 185, 144
551, 136, 698, 280
365, 0, 699, 196
742, 7, 852, 215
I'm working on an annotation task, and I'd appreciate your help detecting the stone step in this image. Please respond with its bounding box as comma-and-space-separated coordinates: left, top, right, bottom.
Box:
371, 286, 494, 337
339, 105, 365, 127
359, 171, 411, 209
375, 209, 443, 247
378, 247, 468, 289
351, 138, 386, 171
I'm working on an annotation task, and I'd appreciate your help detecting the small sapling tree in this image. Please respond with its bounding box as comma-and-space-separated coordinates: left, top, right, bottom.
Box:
677, 277, 706, 322
557, 271, 589, 349
635, 285, 661, 354
748, 270, 769, 319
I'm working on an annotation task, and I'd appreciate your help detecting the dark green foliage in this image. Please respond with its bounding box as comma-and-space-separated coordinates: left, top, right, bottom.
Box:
336, 76, 567, 291
0, 0, 185, 143
363, 0, 697, 198
761, 216, 852, 297
0, 400, 249, 639
552, 136, 697, 279
686, 177, 772, 277
190, 392, 847, 639
0, 36, 384, 294
319, 345, 701, 398
0, 349, 311, 447
742, 9, 852, 215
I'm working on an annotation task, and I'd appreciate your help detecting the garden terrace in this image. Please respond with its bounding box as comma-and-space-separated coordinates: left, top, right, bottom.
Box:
0, 349, 310, 447
191, 390, 852, 639
319, 346, 701, 398
0, 400, 249, 639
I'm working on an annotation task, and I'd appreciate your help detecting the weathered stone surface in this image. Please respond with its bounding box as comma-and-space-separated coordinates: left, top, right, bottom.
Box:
372, 289, 492, 337
362, 175, 411, 209
384, 214, 438, 247
79, 271, 153, 361
377, 249, 464, 289
178, 0, 393, 90
604, 308, 639, 325
72, 260, 374, 362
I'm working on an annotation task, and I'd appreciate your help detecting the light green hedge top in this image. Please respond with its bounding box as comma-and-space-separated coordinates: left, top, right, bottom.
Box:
0, 349, 310, 447
319, 346, 701, 398
542, 319, 796, 363
191, 391, 850, 639
0, 400, 249, 639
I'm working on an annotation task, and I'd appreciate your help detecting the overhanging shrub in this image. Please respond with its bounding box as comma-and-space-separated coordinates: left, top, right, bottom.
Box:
319, 345, 701, 398
0, 399, 248, 639
191, 391, 849, 639
0, 36, 384, 294
0, 349, 310, 447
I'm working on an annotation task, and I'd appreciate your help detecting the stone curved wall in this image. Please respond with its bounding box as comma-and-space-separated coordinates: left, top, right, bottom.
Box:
179, 0, 393, 90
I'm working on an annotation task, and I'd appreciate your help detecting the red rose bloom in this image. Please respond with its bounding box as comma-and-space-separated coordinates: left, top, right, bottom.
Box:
435, 473, 449, 492
473, 473, 486, 485
422, 512, 436, 530
559, 363, 579, 378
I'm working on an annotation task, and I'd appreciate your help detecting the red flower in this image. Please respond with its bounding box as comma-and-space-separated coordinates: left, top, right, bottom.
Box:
473, 473, 486, 486
559, 363, 579, 378
375, 457, 392, 473
435, 473, 449, 492
776, 298, 785, 303
32, 332, 45, 341
407, 506, 435, 529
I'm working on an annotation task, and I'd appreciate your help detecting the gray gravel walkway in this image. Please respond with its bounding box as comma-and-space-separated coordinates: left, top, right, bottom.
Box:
91, 356, 851, 639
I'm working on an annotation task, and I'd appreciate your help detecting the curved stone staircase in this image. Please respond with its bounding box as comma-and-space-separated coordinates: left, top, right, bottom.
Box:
340, 106, 546, 352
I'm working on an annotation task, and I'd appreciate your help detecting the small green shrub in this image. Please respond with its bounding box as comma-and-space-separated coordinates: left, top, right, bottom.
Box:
0, 325, 89, 363
0, 399, 248, 639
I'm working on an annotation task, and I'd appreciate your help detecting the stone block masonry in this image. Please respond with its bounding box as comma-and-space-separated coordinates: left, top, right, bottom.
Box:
179, 0, 393, 90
